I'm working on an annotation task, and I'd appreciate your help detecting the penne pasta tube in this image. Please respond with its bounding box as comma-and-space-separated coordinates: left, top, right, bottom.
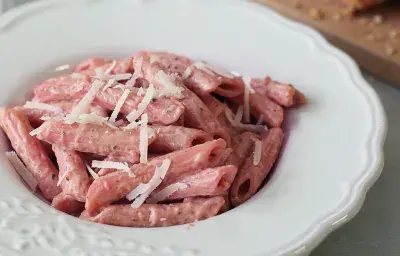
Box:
225, 132, 260, 167
231, 93, 284, 128
51, 192, 84, 214
22, 101, 108, 127
75, 57, 134, 76
149, 125, 212, 153
85, 139, 227, 214
199, 94, 225, 118
230, 128, 283, 207
83, 196, 225, 227
135, 53, 230, 143
0, 108, 61, 200
150, 165, 238, 202
33, 74, 91, 102
250, 77, 296, 107
94, 87, 184, 125
52, 145, 90, 202
36, 121, 152, 162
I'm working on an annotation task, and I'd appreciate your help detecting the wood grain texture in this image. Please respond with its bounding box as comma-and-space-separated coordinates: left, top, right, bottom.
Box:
253, 0, 400, 85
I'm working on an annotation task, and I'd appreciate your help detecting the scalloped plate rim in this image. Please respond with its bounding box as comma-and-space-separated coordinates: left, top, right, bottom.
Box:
0, 0, 388, 255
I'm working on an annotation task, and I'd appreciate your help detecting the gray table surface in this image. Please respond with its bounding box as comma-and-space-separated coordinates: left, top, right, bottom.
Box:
1, 1, 399, 256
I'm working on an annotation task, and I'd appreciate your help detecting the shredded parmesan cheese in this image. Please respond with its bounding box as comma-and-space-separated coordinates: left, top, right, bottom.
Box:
5, 151, 37, 191
91, 160, 130, 171
252, 138, 262, 166
57, 170, 69, 186
234, 105, 244, 126
193, 61, 214, 76
126, 183, 150, 201
149, 207, 157, 226
149, 55, 160, 64
154, 70, 184, 98
126, 84, 155, 122
54, 64, 71, 72
104, 60, 116, 75
129, 159, 171, 208
23, 101, 63, 114
29, 121, 51, 136
109, 89, 130, 123
65, 80, 104, 123
182, 67, 192, 79
137, 87, 145, 96
242, 76, 256, 93
71, 73, 85, 79
125, 57, 143, 87
147, 183, 188, 203
224, 106, 266, 133
139, 114, 149, 164
69, 113, 109, 126
203, 63, 235, 79
193, 61, 235, 79
102, 78, 116, 91
86, 164, 99, 180
231, 71, 242, 77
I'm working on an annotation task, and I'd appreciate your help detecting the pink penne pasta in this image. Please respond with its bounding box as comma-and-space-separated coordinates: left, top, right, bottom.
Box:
94, 88, 184, 125
0, 108, 61, 200
250, 77, 296, 107
151, 165, 238, 201
97, 155, 136, 177
135, 54, 230, 142
75, 57, 134, 76
231, 93, 284, 128
230, 128, 284, 207
136, 51, 242, 96
33, 74, 91, 102
180, 86, 230, 143
225, 132, 260, 167
22, 101, 108, 127
85, 139, 227, 214
52, 145, 90, 202
75, 58, 109, 73
149, 125, 212, 153
36, 121, 153, 162
199, 94, 225, 118
51, 193, 85, 214
83, 196, 225, 227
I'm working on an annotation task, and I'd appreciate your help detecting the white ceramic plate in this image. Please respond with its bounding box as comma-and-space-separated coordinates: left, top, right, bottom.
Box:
0, 0, 387, 255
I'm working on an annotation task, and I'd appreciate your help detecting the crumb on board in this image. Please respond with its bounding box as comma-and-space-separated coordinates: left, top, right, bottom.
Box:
366, 34, 376, 42
332, 12, 342, 21
373, 15, 383, 25
389, 30, 398, 39
386, 46, 397, 56
309, 8, 324, 20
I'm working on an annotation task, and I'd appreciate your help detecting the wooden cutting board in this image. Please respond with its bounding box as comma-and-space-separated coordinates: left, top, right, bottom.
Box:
253, 0, 400, 85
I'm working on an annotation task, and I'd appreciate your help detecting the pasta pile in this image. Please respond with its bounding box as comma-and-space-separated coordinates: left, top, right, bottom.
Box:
0, 51, 305, 227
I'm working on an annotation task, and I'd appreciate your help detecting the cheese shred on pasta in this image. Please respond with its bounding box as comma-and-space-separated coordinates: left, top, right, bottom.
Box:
23, 101, 63, 114
65, 80, 104, 123
127, 159, 171, 208
252, 138, 262, 166
86, 164, 99, 180
126, 84, 155, 122
139, 114, 149, 164
109, 89, 130, 123
147, 183, 188, 203
5, 151, 37, 191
